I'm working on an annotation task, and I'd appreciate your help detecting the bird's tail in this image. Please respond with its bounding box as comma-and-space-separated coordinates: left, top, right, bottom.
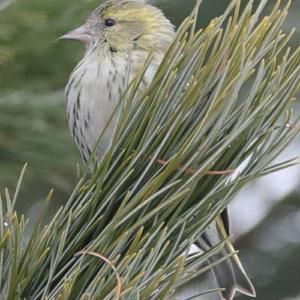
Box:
197, 217, 256, 300
208, 243, 256, 300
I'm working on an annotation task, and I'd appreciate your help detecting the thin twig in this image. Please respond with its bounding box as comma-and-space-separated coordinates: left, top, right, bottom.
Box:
76, 251, 122, 300
153, 158, 235, 176
149, 121, 300, 176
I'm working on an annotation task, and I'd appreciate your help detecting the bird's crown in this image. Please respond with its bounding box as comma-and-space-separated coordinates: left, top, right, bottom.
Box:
61, 0, 174, 53
92, 0, 148, 15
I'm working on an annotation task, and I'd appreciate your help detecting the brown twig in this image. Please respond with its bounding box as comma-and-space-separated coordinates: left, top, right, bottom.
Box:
153, 158, 235, 176
217, 49, 229, 76
149, 121, 300, 176
76, 251, 122, 300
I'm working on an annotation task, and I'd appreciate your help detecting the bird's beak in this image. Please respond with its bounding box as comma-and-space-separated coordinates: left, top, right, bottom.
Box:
59, 24, 92, 44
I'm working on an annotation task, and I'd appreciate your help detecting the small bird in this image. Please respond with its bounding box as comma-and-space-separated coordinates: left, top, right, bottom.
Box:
61, 0, 256, 299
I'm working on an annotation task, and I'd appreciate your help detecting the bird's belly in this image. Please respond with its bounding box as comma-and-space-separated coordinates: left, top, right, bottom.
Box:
66, 65, 125, 161
82, 86, 118, 159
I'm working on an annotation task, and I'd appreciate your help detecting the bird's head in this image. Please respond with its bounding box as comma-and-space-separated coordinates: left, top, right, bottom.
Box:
61, 0, 175, 53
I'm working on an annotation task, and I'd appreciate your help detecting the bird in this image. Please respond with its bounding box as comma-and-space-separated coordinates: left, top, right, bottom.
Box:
60, 0, 256, 299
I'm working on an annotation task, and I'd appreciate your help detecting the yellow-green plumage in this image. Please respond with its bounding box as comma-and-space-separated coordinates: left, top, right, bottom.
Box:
61, 1, 255, 299
63, 0, 174, 161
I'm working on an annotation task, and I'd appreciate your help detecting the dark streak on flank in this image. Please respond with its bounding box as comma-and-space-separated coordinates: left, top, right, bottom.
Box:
133, 36, 141, 42
110, 46, 117, 53
80, 126, 84, 137
108, 88, 112, 101
112, 71, 117, 83
66, 76, 76, 102
76, 90, 81, 110
73, 71, 86, 90
72, 104, 77, 120
122, 75, 126, 86
118, 85, 123, 96
87, 147, 92, 156
75, 133, 80, 145
84, 119, 89, 129
72, 114, 77, 138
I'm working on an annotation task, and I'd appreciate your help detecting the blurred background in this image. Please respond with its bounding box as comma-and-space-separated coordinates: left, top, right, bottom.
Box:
0, 0, 299, 299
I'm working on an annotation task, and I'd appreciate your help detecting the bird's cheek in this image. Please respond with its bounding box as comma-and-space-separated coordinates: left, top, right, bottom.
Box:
104, 33, 120, 48
114, 33, 133, 50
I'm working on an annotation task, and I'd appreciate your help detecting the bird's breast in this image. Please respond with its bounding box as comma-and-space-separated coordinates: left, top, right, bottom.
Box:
65, 50, 162, 161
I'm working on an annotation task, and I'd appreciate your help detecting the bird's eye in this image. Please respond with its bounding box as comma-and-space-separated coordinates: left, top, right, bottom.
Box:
105, 19, 117, 27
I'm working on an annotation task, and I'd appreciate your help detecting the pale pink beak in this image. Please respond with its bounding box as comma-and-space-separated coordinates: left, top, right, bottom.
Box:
60, 24, 92, 44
